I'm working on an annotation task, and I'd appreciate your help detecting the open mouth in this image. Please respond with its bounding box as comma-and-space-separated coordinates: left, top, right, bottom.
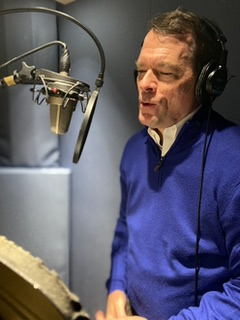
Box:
141, 101, 156, 108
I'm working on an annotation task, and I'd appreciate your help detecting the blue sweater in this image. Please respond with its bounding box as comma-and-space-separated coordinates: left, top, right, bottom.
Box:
107, 108, 240, 319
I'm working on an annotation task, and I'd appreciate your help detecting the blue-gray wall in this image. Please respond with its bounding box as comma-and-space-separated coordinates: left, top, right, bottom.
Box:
0, 0, 240, 318
60, 0, 240, 316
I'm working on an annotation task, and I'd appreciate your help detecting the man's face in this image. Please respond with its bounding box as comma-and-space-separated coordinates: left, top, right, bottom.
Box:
136, 30, 198, 134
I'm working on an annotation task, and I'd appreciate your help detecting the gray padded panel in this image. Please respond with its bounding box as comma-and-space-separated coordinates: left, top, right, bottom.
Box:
0, 168, 71, 285
0, 0, 60, 167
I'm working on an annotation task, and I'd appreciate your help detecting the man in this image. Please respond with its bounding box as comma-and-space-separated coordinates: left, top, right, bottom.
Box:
97, 8, 240, 320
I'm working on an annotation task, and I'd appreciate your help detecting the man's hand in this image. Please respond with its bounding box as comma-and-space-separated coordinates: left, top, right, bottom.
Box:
106, 290, 128, 318
95, 310, 147, 320
95, 291, 147, 320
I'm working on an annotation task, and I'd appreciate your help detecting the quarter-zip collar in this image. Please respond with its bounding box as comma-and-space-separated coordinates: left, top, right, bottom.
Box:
148, 106, 201, 156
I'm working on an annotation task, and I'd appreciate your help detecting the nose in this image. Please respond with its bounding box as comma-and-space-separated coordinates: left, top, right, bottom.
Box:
138, 70, 157, 92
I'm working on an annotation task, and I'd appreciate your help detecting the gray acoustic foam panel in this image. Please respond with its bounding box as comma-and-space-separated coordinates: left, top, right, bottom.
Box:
0, 168, 71, 285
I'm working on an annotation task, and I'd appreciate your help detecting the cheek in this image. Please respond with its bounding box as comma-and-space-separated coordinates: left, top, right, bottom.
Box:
178, 77, 196, 96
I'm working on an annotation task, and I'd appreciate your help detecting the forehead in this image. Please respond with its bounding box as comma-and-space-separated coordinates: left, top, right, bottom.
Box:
137, 30, 193, 67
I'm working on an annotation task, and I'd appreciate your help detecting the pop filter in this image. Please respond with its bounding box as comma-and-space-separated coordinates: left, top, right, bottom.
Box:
73, 89, 99, 163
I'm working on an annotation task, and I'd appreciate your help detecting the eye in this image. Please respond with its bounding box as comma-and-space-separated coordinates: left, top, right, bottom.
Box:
136, 70, 146, 75
157, 71, 173, 77
161, 72, 173, 76
156, 71, 179, 81
135, 69, 147, 80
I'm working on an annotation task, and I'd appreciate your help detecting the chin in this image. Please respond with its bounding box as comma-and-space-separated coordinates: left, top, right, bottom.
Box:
138, 116, 148, 127
139, 114, 155, 128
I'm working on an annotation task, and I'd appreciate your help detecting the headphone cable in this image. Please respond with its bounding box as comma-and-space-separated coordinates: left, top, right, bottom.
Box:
194, 104, 213, 306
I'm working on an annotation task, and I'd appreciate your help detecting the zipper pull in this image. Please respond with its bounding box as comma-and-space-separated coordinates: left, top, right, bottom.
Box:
154, 157, 163, 171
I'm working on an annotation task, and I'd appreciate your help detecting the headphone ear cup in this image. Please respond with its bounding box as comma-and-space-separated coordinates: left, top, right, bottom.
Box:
195, 60, 228, 104
206, 64, 228, 99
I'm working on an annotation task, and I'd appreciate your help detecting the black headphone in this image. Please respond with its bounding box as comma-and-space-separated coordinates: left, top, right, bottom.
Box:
195, 17, 228, 105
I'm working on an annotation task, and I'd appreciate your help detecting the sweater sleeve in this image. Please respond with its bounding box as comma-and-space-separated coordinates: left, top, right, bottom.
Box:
106, 169, 128, 294
169, 185, 240, 319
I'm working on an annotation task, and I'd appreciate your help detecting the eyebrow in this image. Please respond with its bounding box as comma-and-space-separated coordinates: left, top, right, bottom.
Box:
135, 61, 183, 74
158, 62, 182, 73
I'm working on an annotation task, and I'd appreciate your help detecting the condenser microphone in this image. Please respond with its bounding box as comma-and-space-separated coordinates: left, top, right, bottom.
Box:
0, 6, 106, 163
34, 66, 90, 135
0, 51, 91, 135
48, 84, 78, 135
47, 48, 78, 135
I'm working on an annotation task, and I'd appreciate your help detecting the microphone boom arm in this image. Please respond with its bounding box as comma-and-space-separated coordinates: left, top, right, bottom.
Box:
0, 7, 105, 88
0, 40, 67, 70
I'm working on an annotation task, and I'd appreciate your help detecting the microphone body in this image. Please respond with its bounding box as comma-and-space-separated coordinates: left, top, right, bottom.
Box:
48, 75, 78, 135
45, 48, 78, 135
